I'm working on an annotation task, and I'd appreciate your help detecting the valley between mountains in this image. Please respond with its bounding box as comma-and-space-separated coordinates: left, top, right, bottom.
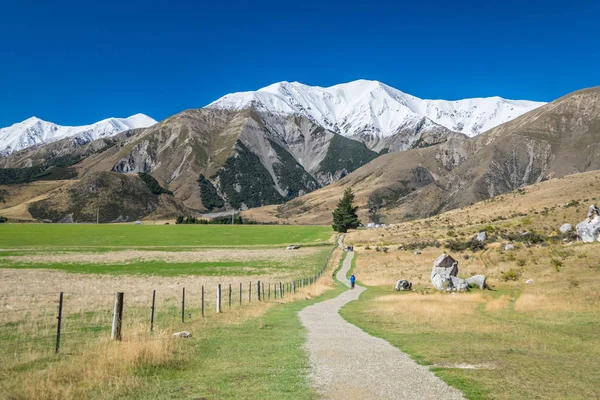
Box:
0, 80, 598, 225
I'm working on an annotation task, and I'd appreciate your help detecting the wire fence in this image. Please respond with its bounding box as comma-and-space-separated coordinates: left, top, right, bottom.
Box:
0, 246, 336, 369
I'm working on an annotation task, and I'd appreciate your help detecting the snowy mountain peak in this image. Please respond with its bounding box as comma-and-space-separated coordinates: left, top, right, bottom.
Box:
0, 114, 157, 156
207, 80, 545, 141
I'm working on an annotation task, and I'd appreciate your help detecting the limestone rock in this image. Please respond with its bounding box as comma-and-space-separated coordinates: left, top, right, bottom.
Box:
576, 205, 600, 243
466, 275, 487, 289
395, 280, 413, 291
559, 223, 573, 233
475, 232, 487, 242
173, 331, 192, 338
450, 276, 469, 291
431, 254, 459, 290
504, 243, 515, 251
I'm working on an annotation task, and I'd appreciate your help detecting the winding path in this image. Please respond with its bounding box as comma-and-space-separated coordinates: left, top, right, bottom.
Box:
298, 238, 464, 400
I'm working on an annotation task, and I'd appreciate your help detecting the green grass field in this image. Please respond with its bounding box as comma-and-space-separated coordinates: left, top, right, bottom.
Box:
0, 224, 340, 399
125, 282, 346, 400
0, 248, 332, 277
0, 224, 332, 249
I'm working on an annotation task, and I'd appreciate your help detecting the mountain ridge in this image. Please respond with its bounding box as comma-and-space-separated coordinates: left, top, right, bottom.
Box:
0, 114, 157, 156
242, 86, 600, 224
206, 80, 545, 152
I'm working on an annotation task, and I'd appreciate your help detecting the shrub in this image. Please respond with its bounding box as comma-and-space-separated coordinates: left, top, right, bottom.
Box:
564, 200, 580, 208
0, 216, 7, 223
174, 215, 257, 225
551, 258, 563, 272
138, 173, 172, 195
483, 225, 495, 233
500, 269, 521, 281
402, 240, 441, 251
445, 238, 486, 252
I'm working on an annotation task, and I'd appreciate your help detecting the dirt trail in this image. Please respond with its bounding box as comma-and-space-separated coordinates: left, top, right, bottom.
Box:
299, 238, 464, 399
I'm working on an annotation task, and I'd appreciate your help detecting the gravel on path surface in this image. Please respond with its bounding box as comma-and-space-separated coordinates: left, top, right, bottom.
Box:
298, 238, 465, 400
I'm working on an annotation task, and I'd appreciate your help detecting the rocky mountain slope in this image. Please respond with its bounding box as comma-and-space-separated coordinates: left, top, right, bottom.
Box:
0, 114, 157, 156
207, 80, 544, 152
243, 86, 600, 224
28, 171, 187, 223
0, 107, 377, 220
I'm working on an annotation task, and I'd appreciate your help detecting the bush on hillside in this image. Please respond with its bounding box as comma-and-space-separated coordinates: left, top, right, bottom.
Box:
197, 174, 225, 210
445, 238, 486, 252
138, 173, 172, 195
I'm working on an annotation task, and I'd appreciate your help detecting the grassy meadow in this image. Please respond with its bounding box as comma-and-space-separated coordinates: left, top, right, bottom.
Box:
0, 224, 338, 399
340, 181, 600, 399
0, 224, 332, 249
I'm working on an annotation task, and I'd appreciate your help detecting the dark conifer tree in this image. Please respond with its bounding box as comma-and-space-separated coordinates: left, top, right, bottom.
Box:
332, 188, 360, 233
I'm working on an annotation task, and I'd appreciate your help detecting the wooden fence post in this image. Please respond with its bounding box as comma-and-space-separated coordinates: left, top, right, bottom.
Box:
268, 283, 271, 300
181, 287, 185, 323
292, 280, 296, 293
216, 284, 222, 313
257, 280, 261, 301
229, 284, 232, 309
279, 282, 283, 298
55, 292, 63, 353
150, 289, 156, 332
111, 292, 124, 341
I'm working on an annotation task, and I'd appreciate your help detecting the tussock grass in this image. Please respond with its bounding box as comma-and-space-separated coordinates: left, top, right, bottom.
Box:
339, 177, 600, 398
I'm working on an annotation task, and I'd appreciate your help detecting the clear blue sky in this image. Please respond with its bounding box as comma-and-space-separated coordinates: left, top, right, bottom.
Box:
1, 0, 599, 127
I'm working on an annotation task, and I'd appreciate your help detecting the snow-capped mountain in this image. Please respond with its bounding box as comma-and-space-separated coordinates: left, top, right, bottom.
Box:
0, 114, 157, 156
206, 80, 545, 148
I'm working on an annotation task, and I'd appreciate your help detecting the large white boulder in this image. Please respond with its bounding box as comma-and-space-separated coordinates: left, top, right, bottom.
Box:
466, 275, 487, 289
394, 280, 412, 291
576, 205, 600, 243
431, 254, 459, 290
450, 276, 469, 291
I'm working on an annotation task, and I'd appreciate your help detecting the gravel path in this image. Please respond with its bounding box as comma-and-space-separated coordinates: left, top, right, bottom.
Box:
298, 240, 465, 400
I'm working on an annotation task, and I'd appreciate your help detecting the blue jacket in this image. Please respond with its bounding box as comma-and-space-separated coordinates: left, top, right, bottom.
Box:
349, 275, 356, 283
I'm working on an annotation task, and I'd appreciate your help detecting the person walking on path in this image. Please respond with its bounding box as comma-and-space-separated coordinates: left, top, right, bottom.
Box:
349, 274, 356, 289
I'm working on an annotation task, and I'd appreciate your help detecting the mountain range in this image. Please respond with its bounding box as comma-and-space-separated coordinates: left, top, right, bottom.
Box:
207, 80, 544, 152
1, 80, 596, 224
0, 114, 157, 156
244, 86, 600, 224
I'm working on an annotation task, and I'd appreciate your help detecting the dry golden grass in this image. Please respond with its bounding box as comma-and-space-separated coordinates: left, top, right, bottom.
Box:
0, 180, 75, 221
347, 170, 600, 246
372, 292, 486, 324
1, 247, 322, 265
338, 175, 600, 398
0, 247, 342, 400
